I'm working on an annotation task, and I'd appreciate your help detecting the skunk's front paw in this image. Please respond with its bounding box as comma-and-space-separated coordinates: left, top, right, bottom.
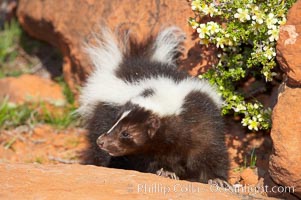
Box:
156, 168, 179, 180
208, 178, 233, 190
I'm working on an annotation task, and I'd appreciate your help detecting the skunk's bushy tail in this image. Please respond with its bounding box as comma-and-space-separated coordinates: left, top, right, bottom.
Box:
78, 26, 186, 119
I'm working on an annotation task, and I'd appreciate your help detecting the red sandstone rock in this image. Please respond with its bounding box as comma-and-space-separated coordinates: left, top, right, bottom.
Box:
0, 163, 241, 200
0, 74, 65, 104
269, 86, 301, 198
271, 1, 301, 197
240, 168, 259, 186
17, 0, 216, 90
276, 0, 301, 86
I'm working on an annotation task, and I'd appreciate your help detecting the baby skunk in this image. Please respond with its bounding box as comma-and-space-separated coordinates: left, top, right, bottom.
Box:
78, 26, 229, 182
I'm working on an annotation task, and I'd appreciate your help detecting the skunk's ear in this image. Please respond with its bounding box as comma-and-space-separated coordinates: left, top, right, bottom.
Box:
147, 115, 161, 138
150, 26, 186, 66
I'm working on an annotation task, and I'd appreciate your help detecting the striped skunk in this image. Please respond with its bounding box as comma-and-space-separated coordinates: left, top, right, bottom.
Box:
78, 26, 229, 182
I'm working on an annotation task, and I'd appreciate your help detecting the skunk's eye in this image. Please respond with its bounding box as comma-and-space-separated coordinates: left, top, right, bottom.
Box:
121, 131, 130, 138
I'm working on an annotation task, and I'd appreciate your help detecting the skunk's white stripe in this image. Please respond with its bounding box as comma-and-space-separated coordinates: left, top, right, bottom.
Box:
107, 110, 131, 134
131, 77, 223, 116
151, 26, 185, 66
79, 73, 223, 118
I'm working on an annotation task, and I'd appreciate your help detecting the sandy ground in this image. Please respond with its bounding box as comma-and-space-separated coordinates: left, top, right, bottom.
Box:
0, 124, 87, 164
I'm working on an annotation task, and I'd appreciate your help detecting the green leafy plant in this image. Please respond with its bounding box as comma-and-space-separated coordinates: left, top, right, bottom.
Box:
243, 148, 257, 169
0, 97, 77, 130
189, 0, 296, 131
40, 103, 77, 129
0, 19, 21, 64
233, 148, 257, 172
55, 76, 75, 105
0, 97, 36, 129
249, 148, 257, 168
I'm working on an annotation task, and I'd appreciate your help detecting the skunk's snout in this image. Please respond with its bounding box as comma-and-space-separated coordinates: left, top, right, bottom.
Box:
96, 136, 104, 148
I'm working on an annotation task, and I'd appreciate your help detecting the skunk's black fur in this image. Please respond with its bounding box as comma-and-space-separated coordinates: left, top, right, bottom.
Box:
116, 36, 188, 83
80, 27, 229, 183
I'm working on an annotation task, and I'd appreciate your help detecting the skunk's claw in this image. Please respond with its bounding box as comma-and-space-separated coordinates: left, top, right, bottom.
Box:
156, 168, 179, 180
208, 178, 234, 190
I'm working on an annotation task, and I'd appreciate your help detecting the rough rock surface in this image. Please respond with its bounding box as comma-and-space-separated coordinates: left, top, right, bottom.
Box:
17, 0, 215, 90
0, 163, 241, 200
0, 74, 65, 104
271, 0, 301, 198
240, 168, 259, 186
276, 0, 301, 86
269, 86, 301, 198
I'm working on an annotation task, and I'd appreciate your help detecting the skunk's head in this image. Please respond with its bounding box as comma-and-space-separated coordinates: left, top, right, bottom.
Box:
96, 106, 161, 156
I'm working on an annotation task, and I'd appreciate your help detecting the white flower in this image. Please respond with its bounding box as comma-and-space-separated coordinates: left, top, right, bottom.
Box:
251, 5, 259, 11
242, 117, 249, 126
197, 24, 210, 39
267, 26, 279, 42
278, 16, 287, 25
216, 37, 225, 48
201, 3, 210, 15
234, 8, 251, 22
225, 38, 234, 46
266, 13, 279, 29
263, 71, 269, 81
190, 20, 199, 29
207, 21, 220, 34
246, 4, 252, 9
234, 104, 247, 112
257, 114, 263, 122
201, 3, 218, 17
207, 3, 218, 17
252, 11, 265, 24
253, 103, 259, 109
263, 46, 276, 60
248, 119, 259, 131
191, 0, 201, 11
